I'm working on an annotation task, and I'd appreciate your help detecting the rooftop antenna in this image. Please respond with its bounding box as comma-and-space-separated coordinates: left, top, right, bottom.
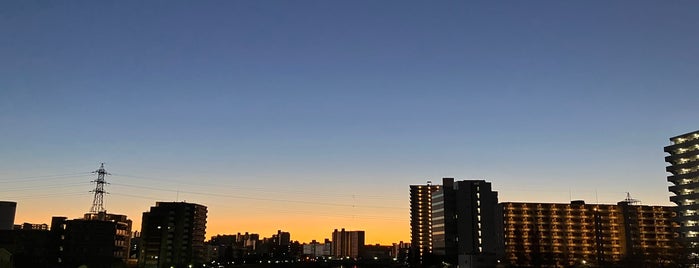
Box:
89, 163, 111, 213
620, 192, 640, 205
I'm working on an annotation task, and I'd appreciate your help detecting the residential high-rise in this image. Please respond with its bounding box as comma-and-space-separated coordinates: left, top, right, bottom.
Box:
501, 200, 676, 267
618, 199, 677, 262
665, 130, 699, 250
432, 178, 502, 267
139, 202, 207, 268
331, 228, 365, 259
409, 182, 439, 264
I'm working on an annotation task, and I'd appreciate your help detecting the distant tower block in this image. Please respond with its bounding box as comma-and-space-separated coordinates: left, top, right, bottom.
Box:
0, 201, 17, 230
89, 163, 111, 213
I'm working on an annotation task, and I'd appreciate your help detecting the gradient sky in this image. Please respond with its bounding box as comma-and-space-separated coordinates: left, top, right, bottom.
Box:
1, 1, 699, 244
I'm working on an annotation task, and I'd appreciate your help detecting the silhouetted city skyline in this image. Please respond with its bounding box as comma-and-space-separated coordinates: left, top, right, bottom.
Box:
2, 1, 699, 267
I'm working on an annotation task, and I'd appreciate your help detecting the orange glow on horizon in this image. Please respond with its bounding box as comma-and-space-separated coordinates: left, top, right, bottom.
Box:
12, 196, 410, 245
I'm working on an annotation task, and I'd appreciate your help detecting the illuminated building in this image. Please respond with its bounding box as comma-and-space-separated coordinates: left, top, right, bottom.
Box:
618, 200, 677, 261
302, 239, 331, 257
331, 228, 364, 258
665, 130, 699, 249
409, 182, 439, 264
14, 222, 48, 230
139, 202, 207, 268
432, 178, 502, 267
501, 200, 676, 267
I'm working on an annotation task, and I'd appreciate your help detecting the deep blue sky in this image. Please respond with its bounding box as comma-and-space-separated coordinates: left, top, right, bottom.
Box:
1, 1, 698, 241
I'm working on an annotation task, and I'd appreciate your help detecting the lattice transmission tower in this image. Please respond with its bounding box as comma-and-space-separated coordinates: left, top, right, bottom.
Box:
89, 163, 111, 213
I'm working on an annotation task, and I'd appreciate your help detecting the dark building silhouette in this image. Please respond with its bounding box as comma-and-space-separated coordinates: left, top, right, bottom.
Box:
0, 228, 57, 267
139, 202, 207, 268
331, 228, 365, 259
267, 230, 291, 259
54, 212, 133, 268
362, 244, 393, 260
409, 182, 439, 265
0, 201, 16, 231
432, 178, 502, 267
208, 232, 261, 264
665, 130, 699, 251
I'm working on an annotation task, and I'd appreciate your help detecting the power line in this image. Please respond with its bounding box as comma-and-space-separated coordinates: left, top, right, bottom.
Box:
0, 182, 92, 192
111, 173, 405, 200
0, 172, 92, 184
108, 191, 405, 222
109, 182, 404, 210
4, 191, 87, 200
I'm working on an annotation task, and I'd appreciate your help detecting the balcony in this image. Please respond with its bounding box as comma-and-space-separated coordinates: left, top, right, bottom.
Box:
677, 213, 699, 221
667, 161, 699, 174
665, 138, 699, 153
670, 192, 699, 204
666, 150, 699, 164
668, 170, 699, 183
669, 181, 699, 194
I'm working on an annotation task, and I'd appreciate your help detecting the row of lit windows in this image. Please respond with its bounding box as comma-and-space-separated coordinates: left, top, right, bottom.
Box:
672, 133, 699, 145
670, 144, 699, 155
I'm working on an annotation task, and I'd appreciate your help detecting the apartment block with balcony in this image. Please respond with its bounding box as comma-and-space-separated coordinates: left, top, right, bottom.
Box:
665, 130, 699, 249
501, 200, 676, 267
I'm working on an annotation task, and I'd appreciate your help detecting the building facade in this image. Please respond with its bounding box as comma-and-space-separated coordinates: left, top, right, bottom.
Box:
409, 182, 439, 265
331, 228, 365, 259
501, 201, 676, 267
139, 202, 208, 268
665, 130, 699, 250
432, 178, 502, 267
618, 200, 677, 263
302, 239, 331, 258
56, 212, 133, 268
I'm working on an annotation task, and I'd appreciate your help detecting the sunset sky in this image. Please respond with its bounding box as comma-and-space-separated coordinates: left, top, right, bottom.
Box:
2, 1, 699, 244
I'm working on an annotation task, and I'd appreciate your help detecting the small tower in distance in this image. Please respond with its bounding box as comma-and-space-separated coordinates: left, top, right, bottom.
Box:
89, 163, 110, 214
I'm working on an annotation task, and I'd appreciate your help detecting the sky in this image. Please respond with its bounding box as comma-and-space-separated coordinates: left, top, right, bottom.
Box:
1, 1, 699, 244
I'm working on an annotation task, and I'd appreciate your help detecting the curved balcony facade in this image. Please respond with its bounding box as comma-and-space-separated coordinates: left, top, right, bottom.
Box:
666, 130, 699, 249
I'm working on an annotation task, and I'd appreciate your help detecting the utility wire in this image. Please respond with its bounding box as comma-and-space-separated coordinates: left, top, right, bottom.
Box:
0, 172, 92, 184
111, 173, 405, 200
110, 182, 403, 210
109, 191, 405, 222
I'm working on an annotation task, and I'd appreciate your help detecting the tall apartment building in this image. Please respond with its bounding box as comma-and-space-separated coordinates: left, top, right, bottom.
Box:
501, 200, 676, 267
432, 178, 502, 267
139, 202, 207, 268
665, 130, 699, 249
409, 182, 439, 264
331, 228, 365, 259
